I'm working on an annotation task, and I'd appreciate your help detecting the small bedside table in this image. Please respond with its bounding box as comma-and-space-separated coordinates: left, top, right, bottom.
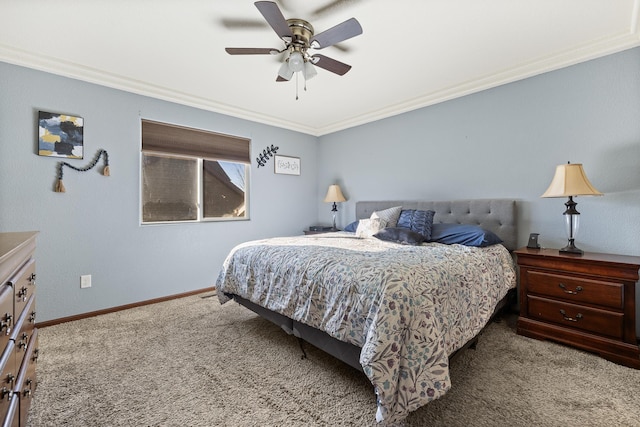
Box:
515, 247, 640, 369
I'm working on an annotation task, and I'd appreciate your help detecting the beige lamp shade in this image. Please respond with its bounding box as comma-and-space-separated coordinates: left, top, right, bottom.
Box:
323, 184, 347, 203
541, 163, 603, 198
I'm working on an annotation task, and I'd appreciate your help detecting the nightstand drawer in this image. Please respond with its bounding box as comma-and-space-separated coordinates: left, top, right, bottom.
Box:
527, 295, 624, 339
525, 270, 623, 309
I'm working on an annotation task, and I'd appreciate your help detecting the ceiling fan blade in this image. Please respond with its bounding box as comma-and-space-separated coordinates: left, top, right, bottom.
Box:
225, 48, 278, 55
254, 1, 293, 41
311, 18, 362, 49
276, 75, 289, 82
311, 54, 352, 76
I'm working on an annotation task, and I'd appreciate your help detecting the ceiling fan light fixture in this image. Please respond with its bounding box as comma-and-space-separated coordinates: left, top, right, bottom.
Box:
303, 61, 317, 80
288, 51, 304, 72
278, 61, 293, 80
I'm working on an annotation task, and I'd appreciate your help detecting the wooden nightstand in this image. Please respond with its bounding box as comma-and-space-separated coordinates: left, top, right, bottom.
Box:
515, 247, 640, 369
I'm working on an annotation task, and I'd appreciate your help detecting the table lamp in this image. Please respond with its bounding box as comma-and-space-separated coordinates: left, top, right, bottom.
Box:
323, 184, 347, 230
541, 162, 603, 255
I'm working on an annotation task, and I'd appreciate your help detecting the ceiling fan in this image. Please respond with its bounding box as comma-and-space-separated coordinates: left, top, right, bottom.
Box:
225, 1, 363, 84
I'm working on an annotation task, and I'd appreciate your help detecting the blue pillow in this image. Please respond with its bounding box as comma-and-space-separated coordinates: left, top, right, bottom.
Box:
430, 223, 502, 247
344, 220, 359, 232
397, 209, 435, 240
374, 227, 425, 245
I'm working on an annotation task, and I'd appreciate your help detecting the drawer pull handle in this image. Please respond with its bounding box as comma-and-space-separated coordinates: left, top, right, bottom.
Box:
559, 283, 583, 295
560, 309, 583, 322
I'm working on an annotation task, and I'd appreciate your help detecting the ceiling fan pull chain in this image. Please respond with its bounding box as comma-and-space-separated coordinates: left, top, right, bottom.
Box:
295, 72, 299, 100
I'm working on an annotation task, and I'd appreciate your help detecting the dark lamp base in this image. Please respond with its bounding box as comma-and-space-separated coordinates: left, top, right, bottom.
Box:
560, 239, 583, 255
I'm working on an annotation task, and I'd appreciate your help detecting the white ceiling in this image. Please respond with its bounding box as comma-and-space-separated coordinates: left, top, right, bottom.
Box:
1, 1, 639, 136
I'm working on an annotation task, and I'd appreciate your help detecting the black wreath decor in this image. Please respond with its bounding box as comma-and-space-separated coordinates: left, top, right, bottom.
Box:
256, 144, 279, 168
54, 149, 109, 193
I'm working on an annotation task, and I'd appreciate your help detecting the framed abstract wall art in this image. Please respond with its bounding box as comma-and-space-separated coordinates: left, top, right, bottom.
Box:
38, 110, 84, 159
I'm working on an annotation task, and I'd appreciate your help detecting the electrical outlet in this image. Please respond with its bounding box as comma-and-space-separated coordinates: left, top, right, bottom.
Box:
80, 274, 92, 288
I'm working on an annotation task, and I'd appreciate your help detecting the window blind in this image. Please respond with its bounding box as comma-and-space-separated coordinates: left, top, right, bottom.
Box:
141, 119, 250, 163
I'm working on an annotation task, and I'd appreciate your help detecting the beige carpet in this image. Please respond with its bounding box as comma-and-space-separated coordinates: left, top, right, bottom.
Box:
27, 293, 640, 427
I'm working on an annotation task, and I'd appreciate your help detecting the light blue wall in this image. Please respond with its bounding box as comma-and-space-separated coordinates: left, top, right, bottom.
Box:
0, 62, 318, 322
318, 47, 640, 259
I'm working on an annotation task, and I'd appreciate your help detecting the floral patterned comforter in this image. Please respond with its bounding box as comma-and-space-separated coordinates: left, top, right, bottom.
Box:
216, 232, 516, 425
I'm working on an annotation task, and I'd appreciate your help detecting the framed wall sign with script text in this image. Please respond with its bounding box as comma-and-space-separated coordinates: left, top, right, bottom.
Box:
274, 155, 301, 176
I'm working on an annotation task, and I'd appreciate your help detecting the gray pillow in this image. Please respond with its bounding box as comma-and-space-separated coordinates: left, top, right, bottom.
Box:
372, 206, 402, 228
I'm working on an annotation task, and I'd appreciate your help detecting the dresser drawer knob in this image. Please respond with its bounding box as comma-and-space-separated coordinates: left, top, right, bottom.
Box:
17, 286, 28, 301
558, 283, 583, 295
22, 378, 33, 397
0, 314, 12, 335
5, 373, 15, 386
560, 309, 583, 322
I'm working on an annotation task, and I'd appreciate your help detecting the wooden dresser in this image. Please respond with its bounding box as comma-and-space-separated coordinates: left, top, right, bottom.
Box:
0, 232, 39, 426
515, 247, 640, 369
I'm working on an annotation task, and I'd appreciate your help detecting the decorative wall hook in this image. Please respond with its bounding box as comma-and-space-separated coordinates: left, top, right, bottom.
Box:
54, 149, 110, 193
256, 144, 279, 168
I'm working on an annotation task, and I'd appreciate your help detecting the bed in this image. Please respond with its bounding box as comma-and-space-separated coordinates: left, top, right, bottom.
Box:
215, 199, 518, 425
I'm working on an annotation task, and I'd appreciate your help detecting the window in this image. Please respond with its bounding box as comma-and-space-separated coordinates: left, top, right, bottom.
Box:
141, 120, 250, 223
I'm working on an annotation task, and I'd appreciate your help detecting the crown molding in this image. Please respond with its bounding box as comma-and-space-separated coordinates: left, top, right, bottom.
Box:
319, 30, 640, 136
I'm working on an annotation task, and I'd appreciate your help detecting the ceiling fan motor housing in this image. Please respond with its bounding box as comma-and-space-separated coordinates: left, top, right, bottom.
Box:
286, 19, 313, 50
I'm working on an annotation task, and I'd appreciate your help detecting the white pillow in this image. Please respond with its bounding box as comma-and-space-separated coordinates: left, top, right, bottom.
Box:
372, 206, 402, 228
356, 217, 384, 238
370, 212, 387, 228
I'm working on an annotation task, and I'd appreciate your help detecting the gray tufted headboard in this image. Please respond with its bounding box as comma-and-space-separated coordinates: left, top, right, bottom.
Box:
356, 199, 518, 251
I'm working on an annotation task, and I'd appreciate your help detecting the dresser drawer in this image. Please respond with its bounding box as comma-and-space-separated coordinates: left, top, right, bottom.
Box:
11, 295, 35, 365
527, 295, 624, 339
0, 287, 13, 352
7, 259, 35, 321
0, 341, 16, 421
15, 328, 38, 425
525, 270, 623, 309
